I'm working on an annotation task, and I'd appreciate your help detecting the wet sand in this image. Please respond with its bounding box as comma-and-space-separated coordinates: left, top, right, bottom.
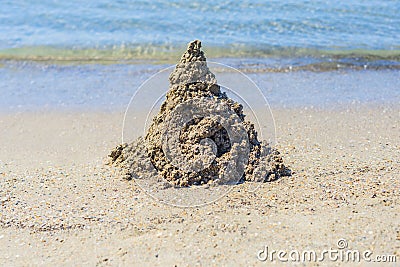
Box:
0, 105, 399, 265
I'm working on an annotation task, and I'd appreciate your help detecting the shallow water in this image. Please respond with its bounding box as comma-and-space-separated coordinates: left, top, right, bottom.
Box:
0, 61, 398, 112
1, 1, 399, 111
0, 0, 399, 67
2, 0, 400, 49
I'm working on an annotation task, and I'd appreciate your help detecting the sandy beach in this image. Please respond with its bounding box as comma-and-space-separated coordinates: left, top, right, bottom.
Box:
1, 0, 399, 265
1, 105, 398, 265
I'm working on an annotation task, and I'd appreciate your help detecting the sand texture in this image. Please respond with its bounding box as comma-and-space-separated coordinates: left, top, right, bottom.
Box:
0, 106, 399, 265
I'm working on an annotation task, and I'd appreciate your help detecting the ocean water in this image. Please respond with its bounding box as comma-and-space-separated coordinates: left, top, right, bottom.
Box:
1, 61, 399, 111
0, 1, 399, 111
0, 0, 399, 67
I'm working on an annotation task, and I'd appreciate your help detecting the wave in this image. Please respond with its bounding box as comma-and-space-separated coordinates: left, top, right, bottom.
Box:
1, 45, 400, 71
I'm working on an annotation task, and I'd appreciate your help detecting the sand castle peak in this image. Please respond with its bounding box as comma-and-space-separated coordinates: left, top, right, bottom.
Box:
180, 40, 206, 63
168, 40, 219, 98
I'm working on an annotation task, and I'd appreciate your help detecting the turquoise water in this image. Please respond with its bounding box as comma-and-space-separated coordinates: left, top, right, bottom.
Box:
1, 0, 399, 65
1, 1, 399, 111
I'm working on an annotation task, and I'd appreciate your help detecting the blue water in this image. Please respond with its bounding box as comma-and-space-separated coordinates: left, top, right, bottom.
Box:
1, 1, 399, 111
0, 61, 399, 111
1, 0, 399, 53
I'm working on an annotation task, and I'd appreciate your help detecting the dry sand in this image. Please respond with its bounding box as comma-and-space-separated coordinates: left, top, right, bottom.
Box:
0, 105, 399, 266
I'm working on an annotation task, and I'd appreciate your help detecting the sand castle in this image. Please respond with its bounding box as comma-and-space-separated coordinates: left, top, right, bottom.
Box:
110, 40, 290, 186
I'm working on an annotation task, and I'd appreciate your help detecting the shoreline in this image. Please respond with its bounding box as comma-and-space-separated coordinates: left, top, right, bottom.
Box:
0, 62, 399, 113
1, 55, 400, 72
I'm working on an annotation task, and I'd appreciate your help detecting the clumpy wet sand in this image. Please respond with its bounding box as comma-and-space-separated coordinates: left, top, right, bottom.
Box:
0, 106, 399, 265
110, 41, 289, 188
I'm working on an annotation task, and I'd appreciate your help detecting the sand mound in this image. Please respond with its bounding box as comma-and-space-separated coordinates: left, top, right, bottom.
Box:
109, 40, 290, 186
